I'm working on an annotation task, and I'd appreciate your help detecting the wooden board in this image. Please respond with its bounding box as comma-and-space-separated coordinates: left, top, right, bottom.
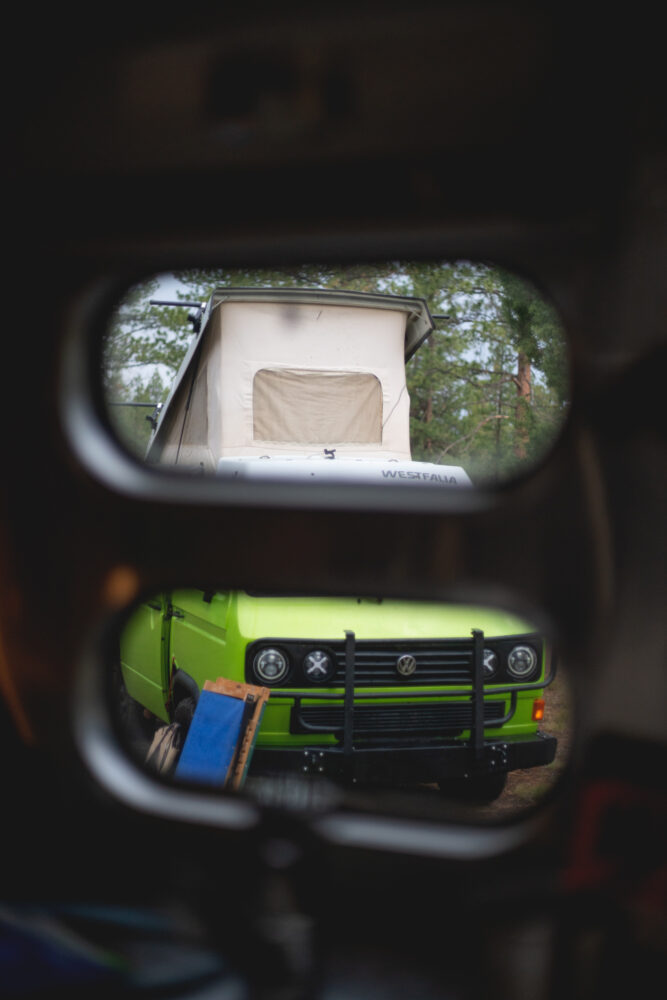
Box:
202, 678, 270, 789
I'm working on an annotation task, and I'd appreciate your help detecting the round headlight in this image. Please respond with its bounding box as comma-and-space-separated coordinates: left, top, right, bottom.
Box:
303, 649, 336, 684
253, 647, 289, 684
507, 644, 538, 679
483, 648, 498, 678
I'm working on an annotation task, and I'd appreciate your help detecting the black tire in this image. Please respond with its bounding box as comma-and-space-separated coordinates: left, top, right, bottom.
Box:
438, 772, 507, 805
173, 695, 196, 736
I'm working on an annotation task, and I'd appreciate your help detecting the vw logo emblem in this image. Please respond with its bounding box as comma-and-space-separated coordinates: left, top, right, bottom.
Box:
396, 654, 417, 677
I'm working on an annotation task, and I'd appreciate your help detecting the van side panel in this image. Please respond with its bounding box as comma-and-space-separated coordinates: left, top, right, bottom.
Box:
120, 598, 170, 722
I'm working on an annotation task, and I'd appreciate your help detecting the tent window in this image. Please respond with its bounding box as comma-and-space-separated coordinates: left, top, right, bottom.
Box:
253, 368, 382, 443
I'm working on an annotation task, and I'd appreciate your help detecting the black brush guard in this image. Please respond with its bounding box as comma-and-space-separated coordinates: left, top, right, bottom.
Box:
250, 630, 558, 785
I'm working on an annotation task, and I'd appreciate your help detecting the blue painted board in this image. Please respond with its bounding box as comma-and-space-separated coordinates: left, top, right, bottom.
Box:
175, 690, 245, 786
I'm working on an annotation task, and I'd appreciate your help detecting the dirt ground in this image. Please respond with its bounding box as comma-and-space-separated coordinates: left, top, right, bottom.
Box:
479, 671, 574, 817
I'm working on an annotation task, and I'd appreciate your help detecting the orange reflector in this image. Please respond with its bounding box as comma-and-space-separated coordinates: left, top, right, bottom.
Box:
532, 698, 545, 722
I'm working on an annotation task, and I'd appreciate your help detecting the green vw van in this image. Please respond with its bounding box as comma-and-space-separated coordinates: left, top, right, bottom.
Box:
118, 288, 556, 800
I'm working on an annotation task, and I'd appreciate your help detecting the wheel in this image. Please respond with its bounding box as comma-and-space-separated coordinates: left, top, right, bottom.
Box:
438, 772, 507, 805
173, 695, 196, 735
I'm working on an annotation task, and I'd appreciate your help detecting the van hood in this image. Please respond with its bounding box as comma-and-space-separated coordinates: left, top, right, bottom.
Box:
233, 593, 536, 641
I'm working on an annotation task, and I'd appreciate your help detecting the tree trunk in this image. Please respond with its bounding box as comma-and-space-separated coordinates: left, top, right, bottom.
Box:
495, 379, 503, 481
425, 391, 433, 453
514, 352, 531, 459
423, 336, 435, 453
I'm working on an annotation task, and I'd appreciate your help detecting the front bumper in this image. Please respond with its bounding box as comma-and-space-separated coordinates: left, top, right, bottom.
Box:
251, 732, 557, 784
250, 628, 557, 785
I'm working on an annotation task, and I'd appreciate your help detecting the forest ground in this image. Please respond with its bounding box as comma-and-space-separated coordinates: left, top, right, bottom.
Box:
480, 670, 573, 818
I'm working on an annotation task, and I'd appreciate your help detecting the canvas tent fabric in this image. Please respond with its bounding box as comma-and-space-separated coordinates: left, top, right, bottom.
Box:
150, 293, 424, 467
253, 368, 383, 444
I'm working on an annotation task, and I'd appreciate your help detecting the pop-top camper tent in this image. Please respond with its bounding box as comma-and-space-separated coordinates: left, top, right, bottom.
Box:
146, 287, 471, 486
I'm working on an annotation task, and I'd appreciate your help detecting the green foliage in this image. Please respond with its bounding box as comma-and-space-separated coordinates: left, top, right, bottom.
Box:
103, 263, 568, 480
104, 276, 199, 456
107, 369, 168, 457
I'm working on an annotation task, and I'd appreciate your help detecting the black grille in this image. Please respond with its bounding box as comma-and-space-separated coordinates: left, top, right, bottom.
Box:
294, 700, 506, 735
330, 639, 474, 686
246, 634, 543, 688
